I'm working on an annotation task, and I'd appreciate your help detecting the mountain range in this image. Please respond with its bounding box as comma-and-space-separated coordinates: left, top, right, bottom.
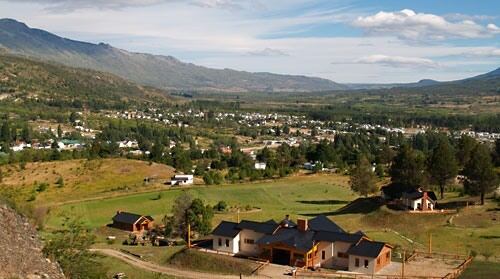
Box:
0, 18, 346, 92
0, 18, 498, 93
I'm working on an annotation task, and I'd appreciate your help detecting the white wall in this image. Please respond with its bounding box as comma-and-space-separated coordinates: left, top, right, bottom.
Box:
348, 255, 376, 274
238, 229, 265, 257
213, 233, 240, 254
331, 241, 352, 268
409, 198, 434, 210
317, 241, 335, 268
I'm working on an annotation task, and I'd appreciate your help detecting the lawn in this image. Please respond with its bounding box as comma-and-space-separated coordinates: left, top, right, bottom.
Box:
459, 260, 500, 279
168, 249, 259, 275
45, 173, 354, 229
99, 255, 178, 279
44, 171, 500, 262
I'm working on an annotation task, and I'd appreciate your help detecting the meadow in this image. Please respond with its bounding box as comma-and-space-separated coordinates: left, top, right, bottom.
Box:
2, 158, 498, 277
42, 164, 500, 262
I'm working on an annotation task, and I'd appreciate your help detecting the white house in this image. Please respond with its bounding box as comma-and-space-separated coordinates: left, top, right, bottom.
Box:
169, 174, 194, 186
401, 189, 437, 211
254, 162, 267, 170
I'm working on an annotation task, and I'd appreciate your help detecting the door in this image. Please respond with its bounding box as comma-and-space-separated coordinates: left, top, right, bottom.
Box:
272, 248, 291, 266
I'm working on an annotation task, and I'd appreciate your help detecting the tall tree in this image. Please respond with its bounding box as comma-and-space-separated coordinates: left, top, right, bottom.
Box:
166, 193, 213, 240
494, 139, 500, 167
0, 121, 11, 142
57, 124, 63, 138
389, 145, 427, 189
463, 144, 498, 205
428, 139, 458, 199
350, 156, 378, 197
456, 135, 477, 167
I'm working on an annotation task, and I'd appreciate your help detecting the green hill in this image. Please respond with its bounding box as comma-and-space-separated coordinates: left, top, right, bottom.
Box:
0, 54, 170, 108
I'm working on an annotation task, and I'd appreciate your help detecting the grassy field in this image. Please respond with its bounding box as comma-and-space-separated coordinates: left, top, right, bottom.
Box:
0, 158, 175, 204
2, 158, 498, 276
42, 165, 499, 263
45, 173, 354, 229
99, 255, 178, 279
168, 249, 259, 275
459, 260, 500, 279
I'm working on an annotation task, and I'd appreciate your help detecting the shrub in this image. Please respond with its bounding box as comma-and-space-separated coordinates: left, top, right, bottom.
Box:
213, 201, 228, 212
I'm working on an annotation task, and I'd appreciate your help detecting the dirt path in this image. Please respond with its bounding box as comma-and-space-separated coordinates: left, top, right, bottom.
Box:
91, 248, 277, 279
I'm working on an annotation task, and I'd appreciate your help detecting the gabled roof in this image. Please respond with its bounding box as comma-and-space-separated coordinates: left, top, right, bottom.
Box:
347, 239, 388, 258
212, 221, 240, 238
112, 212, 153, 225
237, 220, 279, 234
314, 231, 364, 244
402, 190, 437, 201
308, 215, 345, 233
256, 227, 316, 253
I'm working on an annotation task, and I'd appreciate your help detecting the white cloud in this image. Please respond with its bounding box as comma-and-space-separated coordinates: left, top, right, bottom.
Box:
353, 9, 500, 41
355, 54, 439, 68
464, 48, 500, 57
247, 48, 289, 57
0, 0, 261, 11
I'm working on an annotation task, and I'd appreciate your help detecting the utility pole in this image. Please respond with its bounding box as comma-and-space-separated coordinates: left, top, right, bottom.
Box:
429, 233, 432, 254
237, 208, 240, 223
402, 250, 405, 279
187, 223, 191, 248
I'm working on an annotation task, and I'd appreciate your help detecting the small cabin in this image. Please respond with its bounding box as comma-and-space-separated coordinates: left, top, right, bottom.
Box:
111, 211, 154, 232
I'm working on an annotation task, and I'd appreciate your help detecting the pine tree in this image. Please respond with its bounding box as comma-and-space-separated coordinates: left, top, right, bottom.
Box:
389, 145, 427, 189
428, 139, 458, 199
350, 156, 378, 197
57, 124, 63, 138
464, 144, 498, 205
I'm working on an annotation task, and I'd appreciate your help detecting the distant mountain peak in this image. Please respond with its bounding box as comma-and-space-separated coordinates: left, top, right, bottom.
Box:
0, 18, 346, 92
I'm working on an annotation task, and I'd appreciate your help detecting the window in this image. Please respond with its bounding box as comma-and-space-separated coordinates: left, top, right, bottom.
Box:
321, 251, 326, 260
244, 238, 254, 244
355, 258, 360, 267
218, 238, 222, 246
337, 252, 348, 258
364, 259, 369, 268
225, 239, 230, 247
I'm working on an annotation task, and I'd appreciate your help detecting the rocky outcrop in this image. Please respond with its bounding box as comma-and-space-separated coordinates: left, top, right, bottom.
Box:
0, 204, 65, 279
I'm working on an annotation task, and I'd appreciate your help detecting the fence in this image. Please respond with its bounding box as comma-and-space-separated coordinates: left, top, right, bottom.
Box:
295, 269, 443, 279
442, 256, 473, 279
295, 250, 472, 279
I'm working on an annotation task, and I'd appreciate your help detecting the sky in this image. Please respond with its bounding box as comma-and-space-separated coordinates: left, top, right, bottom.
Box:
0, 0, 499, 83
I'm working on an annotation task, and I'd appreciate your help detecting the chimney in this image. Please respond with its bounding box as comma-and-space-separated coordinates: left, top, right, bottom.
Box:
285, 214, 290, 221
297, 219, 308, 232
422, 192, 428, 211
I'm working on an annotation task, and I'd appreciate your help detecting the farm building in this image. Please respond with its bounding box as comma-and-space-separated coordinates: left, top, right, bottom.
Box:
169, 174, 194, 186
211, 215, 392, 274
111, 211, 154, 232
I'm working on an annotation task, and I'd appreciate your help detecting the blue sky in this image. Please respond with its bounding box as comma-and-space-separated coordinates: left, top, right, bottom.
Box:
0, 0, 499, 83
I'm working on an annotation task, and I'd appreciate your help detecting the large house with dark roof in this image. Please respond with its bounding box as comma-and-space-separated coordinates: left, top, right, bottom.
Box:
211, 215, 392, 274
111, 211, 154, 232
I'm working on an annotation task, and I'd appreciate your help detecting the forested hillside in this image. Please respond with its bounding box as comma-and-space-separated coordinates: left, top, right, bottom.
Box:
0, 54, 170, 110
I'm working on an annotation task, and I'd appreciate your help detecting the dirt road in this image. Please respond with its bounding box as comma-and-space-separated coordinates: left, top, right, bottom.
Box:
91, 248, 285, 279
